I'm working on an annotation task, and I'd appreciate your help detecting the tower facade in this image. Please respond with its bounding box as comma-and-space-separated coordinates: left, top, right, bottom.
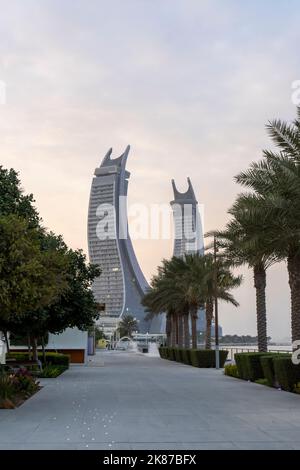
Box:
170, 178, 222, 337
88, 146, 150, 334
171, 177, 204, 257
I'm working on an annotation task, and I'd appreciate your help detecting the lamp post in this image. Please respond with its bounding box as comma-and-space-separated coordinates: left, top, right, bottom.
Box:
213, 235, 220, 370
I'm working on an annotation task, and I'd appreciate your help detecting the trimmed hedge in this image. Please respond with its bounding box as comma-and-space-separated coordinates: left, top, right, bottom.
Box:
234, 354, 249, 380
158, 348, 228, 368
234, 353, 275, 381
7, 352, 70, 367
273, 356, 300, 392
174, 348, 182, 363
181, 349, 191, 365
224, 364, 239, 378
234, 352, 292, 383
168, 348, 176, 361
158, 347, 168, 359
260, 356, 276, 387
190, 349, 228, 368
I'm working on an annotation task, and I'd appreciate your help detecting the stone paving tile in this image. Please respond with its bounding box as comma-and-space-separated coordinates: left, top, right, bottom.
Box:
0, 350, 300, 450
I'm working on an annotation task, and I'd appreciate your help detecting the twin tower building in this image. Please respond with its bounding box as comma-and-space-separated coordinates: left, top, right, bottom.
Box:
88, 146, 204, 336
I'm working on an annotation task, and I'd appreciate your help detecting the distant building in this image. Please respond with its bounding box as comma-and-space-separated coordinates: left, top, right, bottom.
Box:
171, 178, 222, 337
88, 146, 150, 335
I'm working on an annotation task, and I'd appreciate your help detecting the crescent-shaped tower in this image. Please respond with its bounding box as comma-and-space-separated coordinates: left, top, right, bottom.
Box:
88, 146, 150, 335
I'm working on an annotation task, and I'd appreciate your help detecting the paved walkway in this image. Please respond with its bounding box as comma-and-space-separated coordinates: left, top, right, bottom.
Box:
1, 350, 300, 450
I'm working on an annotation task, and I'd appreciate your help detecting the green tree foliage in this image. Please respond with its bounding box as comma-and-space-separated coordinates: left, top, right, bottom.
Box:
118, 315, 139, 338
234, 107, 300, 343
143, 254, 241, 350
0, 166, 40, 227
0, 215, 69, 355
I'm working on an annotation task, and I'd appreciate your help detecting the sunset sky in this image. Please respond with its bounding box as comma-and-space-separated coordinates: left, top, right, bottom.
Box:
0, 0, 299, 340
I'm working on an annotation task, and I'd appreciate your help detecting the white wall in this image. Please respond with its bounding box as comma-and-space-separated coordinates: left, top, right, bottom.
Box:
47, 328, 88, 363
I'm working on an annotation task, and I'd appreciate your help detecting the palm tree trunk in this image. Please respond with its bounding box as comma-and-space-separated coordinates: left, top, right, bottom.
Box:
288, 253, 300, 345
166, 313, 171, 347
205, 299, 213, 350
190, 306, 198, 349
183, 314, 190, 348
171, 315, 176, 347
178, 314, 183, 348
253, 264, 267, 352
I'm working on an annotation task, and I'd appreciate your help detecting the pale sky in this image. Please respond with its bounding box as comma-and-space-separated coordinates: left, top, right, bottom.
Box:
0, 0, 299, 341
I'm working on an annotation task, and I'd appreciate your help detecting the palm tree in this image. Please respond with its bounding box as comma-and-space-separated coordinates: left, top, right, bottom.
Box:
142, 259, 190, 348
183, 253, 242, 349
235, 107, 300, 343
118, 314, 139, 338
143, 253, 241, 350
211, 194, 277, 352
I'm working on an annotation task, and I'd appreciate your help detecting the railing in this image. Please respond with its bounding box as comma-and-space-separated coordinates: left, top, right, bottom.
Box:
219, 346, 291, 362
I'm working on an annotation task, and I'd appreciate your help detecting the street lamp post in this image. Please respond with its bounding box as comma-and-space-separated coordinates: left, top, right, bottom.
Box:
213, 235, 220, 370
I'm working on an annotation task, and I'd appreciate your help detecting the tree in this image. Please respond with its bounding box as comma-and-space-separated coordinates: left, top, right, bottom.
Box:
235, 107, 300, 344
143, 257, 191, 348
118, 315, 139, 338
143, 253, 241, 350
0, 215, 69, 356
211, 194, 277, 352
16, 246, 101, 361
0, 166, 40, 227
181, 254, 241, 350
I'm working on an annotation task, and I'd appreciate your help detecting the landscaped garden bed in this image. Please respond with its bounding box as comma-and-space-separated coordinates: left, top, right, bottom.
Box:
0, 352, 70, 408
224, 352, 300, 395
158, 346, 228, 368
0, 366, 41, 409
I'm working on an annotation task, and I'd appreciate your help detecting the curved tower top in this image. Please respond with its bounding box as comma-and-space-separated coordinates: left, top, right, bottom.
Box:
88, 146, 150, 335
171, 177, 204, 257
171, 177, 197, 203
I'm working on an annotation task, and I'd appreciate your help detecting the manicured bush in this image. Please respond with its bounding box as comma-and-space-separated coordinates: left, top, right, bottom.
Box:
189, 349, 228, 368
234, 354, 249, 380
181, 349, 191, 365
273, 356, 300, 392
168, 348, 176, 361
260, 356, 276, 387
235, 352, 291, 382
224, 364, 239, 378
38, 365, 67, 378
158, 347, 168, 359
42, 352, 70, 367
174, 348, 182, 362
255, 378, 270, 386
235, 353, 274, 381
7, 352, 70, 367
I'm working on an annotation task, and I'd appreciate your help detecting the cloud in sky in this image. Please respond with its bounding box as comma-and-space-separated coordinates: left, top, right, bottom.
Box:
0, 0, 299, 340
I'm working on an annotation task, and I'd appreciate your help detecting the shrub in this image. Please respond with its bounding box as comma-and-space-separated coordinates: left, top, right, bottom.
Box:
255, 378, 270, 386
260, 356, 276, 387
168, 348, 176, 361
189, 349, 228, 368
38, 365, 67, 378
7, 352, 70, 367
181, 349, 191, 365
224, 364, 239, 378
42, 353, 70, 367
174, 348, 182, 362
235, 353, 275, 381
13, 369, 40, 396
294, 383, 300, 394
0, 369, 15, 400
158, 347, 168, 359
273, 356, 300, 392
234, 354, 249, 380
